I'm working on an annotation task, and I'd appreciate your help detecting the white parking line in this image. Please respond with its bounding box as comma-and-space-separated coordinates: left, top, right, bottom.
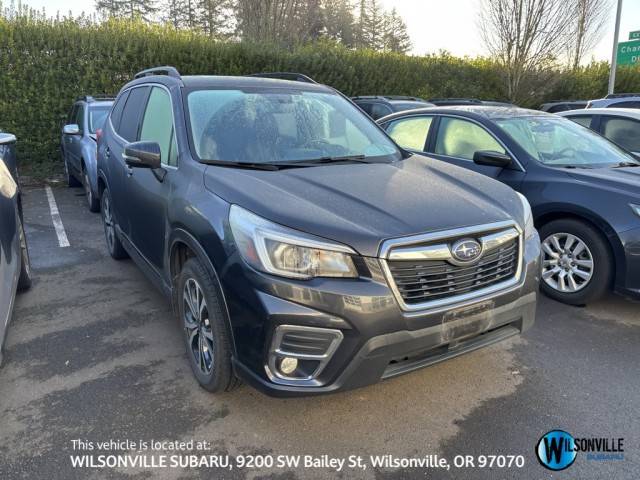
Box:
45, 185, 70, 248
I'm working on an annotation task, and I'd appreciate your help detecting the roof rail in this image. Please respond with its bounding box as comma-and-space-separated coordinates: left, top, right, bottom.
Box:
604, 93, 640, 99
383, 95, 427, 102
246, 72, 318, 84
134, 66, 181, 80
77, 94, 116, 103
428, 98, 483, 104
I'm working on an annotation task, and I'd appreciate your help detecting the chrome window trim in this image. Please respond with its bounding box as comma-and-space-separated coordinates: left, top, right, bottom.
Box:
431, 114, 526, 172
265, 325, 343, 387
379, 221, 524, 313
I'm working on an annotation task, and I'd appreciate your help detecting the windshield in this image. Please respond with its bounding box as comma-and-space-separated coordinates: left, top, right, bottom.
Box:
186, 89, 400, 164
88, 106, 110, 134
496, 116, 638, 167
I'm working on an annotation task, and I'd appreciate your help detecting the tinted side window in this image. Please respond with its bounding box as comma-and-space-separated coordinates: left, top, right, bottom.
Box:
139, 87, 177, 166
610, 101, 640, 109
602, 117, 640, 152
566, 115, 593, 129
357, 102, 374, 116
118, 87, 150, 142
110, 90, 130, 133
369, 103, 392, 120
386, 116, 433, 151
435, 117, 505, 160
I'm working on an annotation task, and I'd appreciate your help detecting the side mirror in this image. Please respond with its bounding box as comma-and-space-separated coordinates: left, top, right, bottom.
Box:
63, 124, 80, 135
473, 150, 513, 168
123, 141, 161, 169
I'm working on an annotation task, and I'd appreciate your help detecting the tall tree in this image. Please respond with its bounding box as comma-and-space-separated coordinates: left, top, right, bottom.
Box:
198, 0, 233, 37
322, 0, 355, 46
235, 0, 304, 45
567, 0, 612, 69
359, 0, 384, 50
479, 0, 573, 102
96, 0, 158, 21
383, 7, 411, 54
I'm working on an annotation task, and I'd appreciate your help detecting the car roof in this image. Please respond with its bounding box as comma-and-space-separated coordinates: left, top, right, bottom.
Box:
132, 74, 334, 93
558, 107, 640, 119
378, 105, 553, 123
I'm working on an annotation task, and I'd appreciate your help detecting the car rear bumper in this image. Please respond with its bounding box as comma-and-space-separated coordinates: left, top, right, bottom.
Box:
228, 234, 540, 397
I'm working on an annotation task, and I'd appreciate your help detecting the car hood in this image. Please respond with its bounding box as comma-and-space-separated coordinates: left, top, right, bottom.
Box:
566, 166, 640, 198
204, 155, 524, 257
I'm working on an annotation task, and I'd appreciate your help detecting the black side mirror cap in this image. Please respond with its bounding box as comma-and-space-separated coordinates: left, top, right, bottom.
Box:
124, 141, 161, 169
473, 150, 513, 168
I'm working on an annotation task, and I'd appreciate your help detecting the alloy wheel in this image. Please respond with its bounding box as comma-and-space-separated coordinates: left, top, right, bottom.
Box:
183, 278, 214, 375
541, 232, 594, 293
102, 194, 115, 252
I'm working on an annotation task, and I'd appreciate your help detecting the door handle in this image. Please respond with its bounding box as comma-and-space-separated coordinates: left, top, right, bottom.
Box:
104, 147, 111, 159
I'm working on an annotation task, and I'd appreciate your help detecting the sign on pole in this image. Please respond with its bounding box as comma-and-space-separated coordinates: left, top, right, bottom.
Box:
617, 40, 640, 66
630, 30, 640, 40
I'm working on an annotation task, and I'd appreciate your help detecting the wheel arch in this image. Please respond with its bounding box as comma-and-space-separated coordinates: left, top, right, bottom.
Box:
534, 206, 623, 287
168, 228, 237, 356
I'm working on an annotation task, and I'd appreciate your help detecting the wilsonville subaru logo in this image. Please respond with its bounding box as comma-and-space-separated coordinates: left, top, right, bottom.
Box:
536, 430, 577, 471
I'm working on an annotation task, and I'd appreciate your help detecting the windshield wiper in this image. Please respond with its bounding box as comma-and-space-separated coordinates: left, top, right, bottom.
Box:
200, 159, 282, 171
612, 161, 640, 168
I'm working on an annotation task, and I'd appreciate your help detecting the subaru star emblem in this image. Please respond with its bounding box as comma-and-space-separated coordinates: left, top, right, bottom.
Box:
451, 238, 482, 263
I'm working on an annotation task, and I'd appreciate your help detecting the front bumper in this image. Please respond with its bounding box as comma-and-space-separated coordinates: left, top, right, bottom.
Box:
613, 226, 640, 298
224, 234, 540, 397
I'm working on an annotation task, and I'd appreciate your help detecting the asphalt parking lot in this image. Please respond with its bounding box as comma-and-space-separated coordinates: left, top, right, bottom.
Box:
0, 185, 638, 480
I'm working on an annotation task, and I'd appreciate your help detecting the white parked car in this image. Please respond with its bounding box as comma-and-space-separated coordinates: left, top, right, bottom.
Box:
557, 108, 640, 156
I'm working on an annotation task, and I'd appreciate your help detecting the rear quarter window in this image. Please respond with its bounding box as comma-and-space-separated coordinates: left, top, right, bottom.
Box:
118, 87, 150, 142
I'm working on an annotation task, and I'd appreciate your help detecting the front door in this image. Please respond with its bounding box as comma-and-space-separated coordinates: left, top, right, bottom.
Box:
126, 86, 178, 274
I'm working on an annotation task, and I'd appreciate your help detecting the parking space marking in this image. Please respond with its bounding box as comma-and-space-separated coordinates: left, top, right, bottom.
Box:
45, 185, 70, 248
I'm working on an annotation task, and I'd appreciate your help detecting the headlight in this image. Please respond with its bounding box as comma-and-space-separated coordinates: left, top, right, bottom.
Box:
516, 192, 535, 239
229, 205, 358, 279
631, 204, 640, 218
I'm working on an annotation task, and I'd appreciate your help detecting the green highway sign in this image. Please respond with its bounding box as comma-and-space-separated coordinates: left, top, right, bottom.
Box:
630, 30, 640, 40
617, 40, 640, 66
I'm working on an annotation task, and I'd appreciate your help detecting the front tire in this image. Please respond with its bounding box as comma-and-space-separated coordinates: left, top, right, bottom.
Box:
100, 189, 128, 260
177, 257, 239, 393
539, 219, 612, 305
83, 167, 100, 213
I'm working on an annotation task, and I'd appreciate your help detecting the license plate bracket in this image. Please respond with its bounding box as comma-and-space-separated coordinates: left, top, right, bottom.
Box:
442, 300, 495, 344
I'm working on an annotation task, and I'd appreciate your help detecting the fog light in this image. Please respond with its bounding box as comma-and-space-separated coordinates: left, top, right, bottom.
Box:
279, 357, 298, 375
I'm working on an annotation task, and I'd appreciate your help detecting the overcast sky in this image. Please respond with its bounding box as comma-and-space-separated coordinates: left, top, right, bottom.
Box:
26, 0, 640, 62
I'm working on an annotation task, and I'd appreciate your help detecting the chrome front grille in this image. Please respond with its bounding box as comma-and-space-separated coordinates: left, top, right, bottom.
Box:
380, 222, 523, 312
388, 238, 518, 304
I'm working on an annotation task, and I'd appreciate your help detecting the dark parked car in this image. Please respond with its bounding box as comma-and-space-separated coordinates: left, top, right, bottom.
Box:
539, 100, 588, 113
0, 132, 32, 366
97, 67, 539, 396
61, 95, 114, 212
352, 96, 435, 120
586, 93, 640, 109
379, 105, 640, 305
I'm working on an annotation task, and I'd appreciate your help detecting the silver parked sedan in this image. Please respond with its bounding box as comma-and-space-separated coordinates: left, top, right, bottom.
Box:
0, 132, 31, 366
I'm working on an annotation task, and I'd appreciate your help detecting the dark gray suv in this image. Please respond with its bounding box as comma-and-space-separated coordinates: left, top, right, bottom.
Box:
97, 67, 540, 396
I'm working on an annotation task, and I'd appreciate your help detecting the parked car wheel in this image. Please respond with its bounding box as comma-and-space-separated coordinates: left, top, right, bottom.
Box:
177, 257, 240, 393
17, 215, 32, 291
100, 189, 128, 260
83, 167, 100, 213
539, 219, 612, 305
64, 158, 81, 187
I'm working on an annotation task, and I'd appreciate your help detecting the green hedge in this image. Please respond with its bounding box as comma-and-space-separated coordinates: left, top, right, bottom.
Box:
1, 16, 639, 173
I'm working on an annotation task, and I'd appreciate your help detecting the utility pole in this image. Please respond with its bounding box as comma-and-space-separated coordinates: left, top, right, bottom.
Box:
608, 0, 623, 95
